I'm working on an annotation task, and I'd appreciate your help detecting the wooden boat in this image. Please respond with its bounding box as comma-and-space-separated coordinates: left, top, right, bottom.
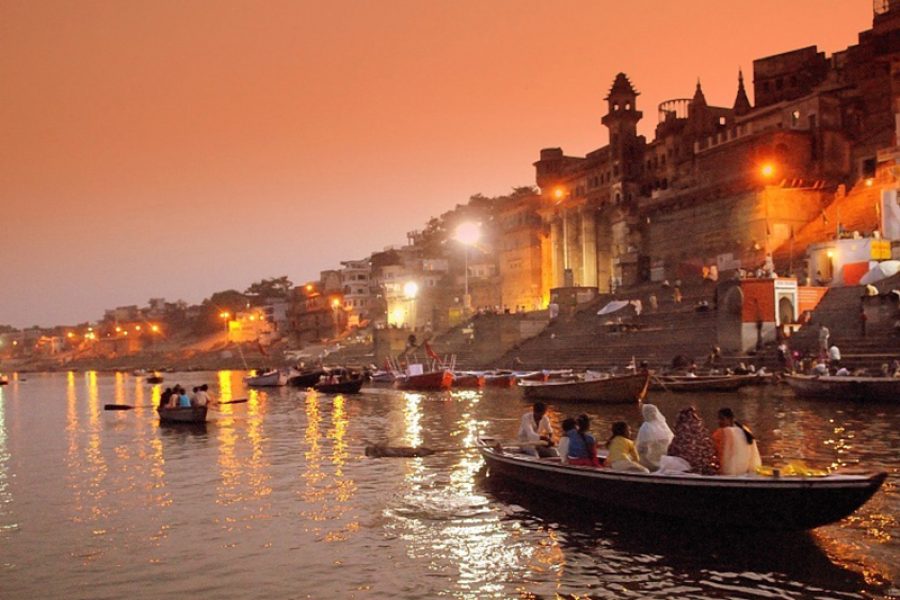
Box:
369, 370, 397, 384
519, 372, 649, 404
146, 374, 164, 384
784, 374, 900, 402
0, 376, 8, 386
313, 378, 365, 394
477, 437, 886, 530
287, 370, 327, 388
516, 371, 549, 382
453, 373, 486, 388
485, 372, 518, 388
651, 373, 771, 392
243, 370, 288, 387
395, 369, 454, 391
157, 405, 208, 424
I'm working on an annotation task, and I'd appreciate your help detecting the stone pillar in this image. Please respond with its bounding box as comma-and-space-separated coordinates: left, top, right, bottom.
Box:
594, 211, 613, 292
549, 217, 564, 288
581, 208, 598, 288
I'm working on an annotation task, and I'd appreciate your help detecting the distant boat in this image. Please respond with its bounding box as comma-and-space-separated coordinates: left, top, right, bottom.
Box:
453, 372, 485, 388
287, 370, 327, 388
477, 437, 887, 530
313, 378, 365, 394
519, 372, 649, 404
157, 405, 207, 425
784, 374, 900, 402
484, 372, 517, 388
651, 372, 771, 393
395, 366, 453, 391
244, 370, 289, 387
0, 375, 8, 386
146, 374, 164, 384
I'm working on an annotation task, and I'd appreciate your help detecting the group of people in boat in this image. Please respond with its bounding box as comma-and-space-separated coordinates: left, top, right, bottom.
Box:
159, 384, 215, 409
516, 402, 761, 476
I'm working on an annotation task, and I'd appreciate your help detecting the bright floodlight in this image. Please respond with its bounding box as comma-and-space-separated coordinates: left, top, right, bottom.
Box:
553, 187, 566, 200
455, 222, 480, 246
403, 281, 419, 299
760, 163, 775, 178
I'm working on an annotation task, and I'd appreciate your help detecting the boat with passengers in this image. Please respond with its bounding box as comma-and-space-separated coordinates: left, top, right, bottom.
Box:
477, 437, 886, 530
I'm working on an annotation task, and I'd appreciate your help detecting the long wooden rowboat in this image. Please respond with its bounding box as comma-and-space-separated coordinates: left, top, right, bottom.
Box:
313, 378, 365, 394
784, 374, 900, 402
453, 373, 486, 388
244, 370, 288, 387
477, 437, 886, 530
395, 370, 453, 391
485, 373, 517, 388
157, 405, 208, 425
651, 373, 771, 392
519, 372, 649, 403
288, 370, 327, 388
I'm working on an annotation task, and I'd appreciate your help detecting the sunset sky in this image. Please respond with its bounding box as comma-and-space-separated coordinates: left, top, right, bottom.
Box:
1, 0, 873, 327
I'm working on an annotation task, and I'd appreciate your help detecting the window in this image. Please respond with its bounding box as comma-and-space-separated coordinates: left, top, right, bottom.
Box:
791, 110, 800, 127
625, 102, 631, 110
719, 116, 726, 126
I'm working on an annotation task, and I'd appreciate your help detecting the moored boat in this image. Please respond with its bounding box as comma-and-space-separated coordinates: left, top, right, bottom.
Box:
146, 374, 164, 384
453, 372, 486, 388
485, 372, 517, 388
244, 370, 289, 387
784, 374, 900, 402
519, 372, 649, 404
287, 370, 327, 388
313, 378, 365, 394
0, 375, 8, 386
395, 369, 453, 391
651, 372, 772, 393
477, 437, 886, 530
157, 405, 208, 425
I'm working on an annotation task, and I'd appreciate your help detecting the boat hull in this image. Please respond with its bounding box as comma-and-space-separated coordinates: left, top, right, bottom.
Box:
520, 372, 649, 403
244, 372, 288, 387
313, 379, 365, 394
157, 406, 208, 424
287, 370, 327, 388
395, 370, 453, 391
478, 440, 886, 530
651, 373, 771, 392
485, 373, 517, 388
784, 374, 900, 402
453, 374, 486, 388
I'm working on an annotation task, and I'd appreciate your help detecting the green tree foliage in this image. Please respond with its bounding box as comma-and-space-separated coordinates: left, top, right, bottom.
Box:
244, 276, 293, 299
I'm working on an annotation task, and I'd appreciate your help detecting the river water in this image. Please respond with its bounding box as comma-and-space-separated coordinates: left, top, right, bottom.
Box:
0, 371, 896, 599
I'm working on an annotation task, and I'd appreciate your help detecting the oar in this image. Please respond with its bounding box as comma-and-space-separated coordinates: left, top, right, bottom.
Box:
365, 440, 547, 458
103, 398, 248, 411
651, 374, 671, 393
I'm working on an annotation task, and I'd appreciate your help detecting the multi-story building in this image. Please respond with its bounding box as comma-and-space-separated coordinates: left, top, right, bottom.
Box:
339, 259, 374, 326
497, 191, 551, 311
534, 5, 900, 291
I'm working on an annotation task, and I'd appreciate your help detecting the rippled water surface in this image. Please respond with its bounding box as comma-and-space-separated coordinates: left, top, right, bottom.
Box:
0, 371, 896, 598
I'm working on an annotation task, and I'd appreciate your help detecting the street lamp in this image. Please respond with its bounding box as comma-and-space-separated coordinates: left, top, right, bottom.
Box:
219, 311, 230, 333
454, 222, 481, 312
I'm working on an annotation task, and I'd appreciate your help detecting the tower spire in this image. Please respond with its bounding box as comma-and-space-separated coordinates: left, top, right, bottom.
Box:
733, 69, 752, 116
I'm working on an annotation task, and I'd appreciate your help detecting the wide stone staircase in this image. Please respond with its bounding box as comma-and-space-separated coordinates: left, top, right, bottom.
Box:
784, 274, 900, 372
493, 280, 723, 370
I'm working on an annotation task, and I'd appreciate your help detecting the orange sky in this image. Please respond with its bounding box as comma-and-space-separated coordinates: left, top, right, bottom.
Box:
0, 0, 873, 327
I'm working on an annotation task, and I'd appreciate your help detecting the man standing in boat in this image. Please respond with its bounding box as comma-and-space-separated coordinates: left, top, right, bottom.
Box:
517, 402, 558, 458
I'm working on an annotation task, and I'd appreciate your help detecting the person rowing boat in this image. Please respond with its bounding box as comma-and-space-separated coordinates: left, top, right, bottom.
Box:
516, 402, 558, 458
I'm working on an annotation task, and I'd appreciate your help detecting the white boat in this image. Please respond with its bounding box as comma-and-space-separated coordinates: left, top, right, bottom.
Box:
243, 370, 289, 387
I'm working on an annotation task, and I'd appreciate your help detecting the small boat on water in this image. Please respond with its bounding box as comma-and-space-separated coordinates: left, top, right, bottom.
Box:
313, 378, 365, 394
784, 374, 900, 402
370, 370, 397, 384
516, 371, 550, 382
244, 370, 289, 387
519, 372, 649, 404
146, 374, 164, 384
287, 370, 327, 388
395, 365, 453, 391
0, 375, 8, 386
651, 372, 771, 393
453, 372, 486, 388
157, 405, 207, 425
477, 437, 886, 530
485, 372, 517, 388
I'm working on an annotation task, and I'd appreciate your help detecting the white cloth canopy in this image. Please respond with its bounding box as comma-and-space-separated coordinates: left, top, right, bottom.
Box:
859, 260, 900, 285
597, 300, 630, 316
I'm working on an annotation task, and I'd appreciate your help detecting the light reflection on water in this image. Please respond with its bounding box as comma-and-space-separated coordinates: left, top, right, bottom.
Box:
0, 372, 895, 599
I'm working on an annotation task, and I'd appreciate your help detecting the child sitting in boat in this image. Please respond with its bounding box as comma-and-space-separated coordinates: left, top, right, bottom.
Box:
565, 414, 602, 467
556, 418, 577, 465
606, 421, 649, 473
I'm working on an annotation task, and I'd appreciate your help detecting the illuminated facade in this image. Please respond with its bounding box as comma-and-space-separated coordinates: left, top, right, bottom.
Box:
536, 6, 900, 291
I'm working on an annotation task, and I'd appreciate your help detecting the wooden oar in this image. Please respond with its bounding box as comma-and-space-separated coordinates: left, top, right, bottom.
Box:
103, 398, 248, 411
651, 374, 671, 393
365, 440, 547, 458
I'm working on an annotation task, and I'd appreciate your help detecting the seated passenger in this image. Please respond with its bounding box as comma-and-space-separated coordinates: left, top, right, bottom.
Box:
711, 408, 762, 476
607, 421, 650, 473
635, 404, 673, 470
565, 414, 602, 467
175, 386, 191, 408
159, 387, 174, 409
557, 418, 576, 465
517, 402, 558, 458
663, 407, 719, 475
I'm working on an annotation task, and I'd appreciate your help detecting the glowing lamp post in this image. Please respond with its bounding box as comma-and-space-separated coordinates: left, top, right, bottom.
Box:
219, 311, 231, 333
454, 222, 481, 312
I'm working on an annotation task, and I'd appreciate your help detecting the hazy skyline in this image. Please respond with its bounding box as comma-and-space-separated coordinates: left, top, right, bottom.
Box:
1, 0, 873, 327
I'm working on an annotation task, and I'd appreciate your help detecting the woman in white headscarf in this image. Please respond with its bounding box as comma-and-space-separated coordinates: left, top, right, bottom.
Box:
635, 404, 674, 470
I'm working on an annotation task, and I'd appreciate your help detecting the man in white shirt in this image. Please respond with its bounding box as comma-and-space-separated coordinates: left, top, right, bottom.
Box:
828, 344, 841, 368
517, 402, 557, 458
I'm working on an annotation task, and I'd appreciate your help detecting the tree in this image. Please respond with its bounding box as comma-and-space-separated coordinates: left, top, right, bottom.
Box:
245, 276, 293, 300
193, 289, 250, 335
